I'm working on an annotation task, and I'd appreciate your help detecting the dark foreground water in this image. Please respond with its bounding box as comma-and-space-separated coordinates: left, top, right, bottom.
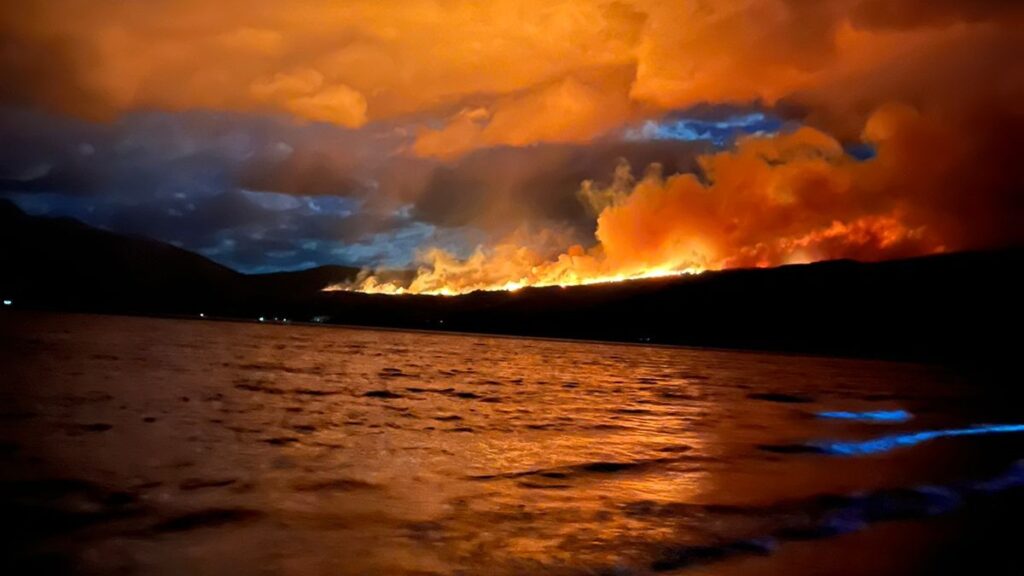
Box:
2, 311, 1023, 575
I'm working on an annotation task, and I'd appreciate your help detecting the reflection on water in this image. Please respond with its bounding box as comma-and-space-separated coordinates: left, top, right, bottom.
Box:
0, 311, 1022, 575
814, 424, 1024, 456
815, 410, 914, 423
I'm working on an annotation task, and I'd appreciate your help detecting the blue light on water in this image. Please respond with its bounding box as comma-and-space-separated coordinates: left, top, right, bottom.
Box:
816, 410, 912, 423
817, 424, 1024, 456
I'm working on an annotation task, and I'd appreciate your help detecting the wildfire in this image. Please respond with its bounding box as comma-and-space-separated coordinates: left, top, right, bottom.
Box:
328, 115, 955, 297
340, 263, 705, 296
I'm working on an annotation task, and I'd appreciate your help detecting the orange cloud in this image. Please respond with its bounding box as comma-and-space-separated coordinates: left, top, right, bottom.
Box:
4, 1, 643, 132
413, 73, 637, 159
4, 1, 1021, 154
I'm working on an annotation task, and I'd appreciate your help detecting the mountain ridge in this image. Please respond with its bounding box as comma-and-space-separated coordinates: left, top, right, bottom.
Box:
2, 199, 1020, 364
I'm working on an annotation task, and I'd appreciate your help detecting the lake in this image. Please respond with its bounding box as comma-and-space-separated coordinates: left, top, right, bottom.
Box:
1, 311, 1022, 575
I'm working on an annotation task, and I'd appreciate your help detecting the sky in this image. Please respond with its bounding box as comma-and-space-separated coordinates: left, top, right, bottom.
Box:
1, 1, 1021, 290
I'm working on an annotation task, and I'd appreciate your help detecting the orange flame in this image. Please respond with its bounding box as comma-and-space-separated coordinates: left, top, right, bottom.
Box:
332, 110, 954, 296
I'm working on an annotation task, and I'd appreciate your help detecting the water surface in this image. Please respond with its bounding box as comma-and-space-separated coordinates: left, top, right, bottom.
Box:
1, 311, 1022, 575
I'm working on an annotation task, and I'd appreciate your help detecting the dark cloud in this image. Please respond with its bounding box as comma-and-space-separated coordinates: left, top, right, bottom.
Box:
0, 108, 105, 194
0, 107, 399, 198
7, 186, 428, 273
0, 107, 425, 272
238, 152, 362, 197
411, 139, 711, 237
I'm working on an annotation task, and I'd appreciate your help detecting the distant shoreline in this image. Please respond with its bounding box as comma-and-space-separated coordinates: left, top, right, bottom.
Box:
0, 306, 978, 369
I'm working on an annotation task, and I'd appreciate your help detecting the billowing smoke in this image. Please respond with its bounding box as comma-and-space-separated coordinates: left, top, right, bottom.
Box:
343, 108, 949, 294
339, 1, 1024, 294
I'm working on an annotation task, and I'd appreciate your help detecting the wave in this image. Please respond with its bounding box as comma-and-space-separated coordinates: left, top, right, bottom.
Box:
640, 459, 1024, 572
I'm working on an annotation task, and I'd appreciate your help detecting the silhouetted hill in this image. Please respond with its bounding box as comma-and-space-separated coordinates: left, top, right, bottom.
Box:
2, 199, 1021, 364
0, 200, 358, 315
296, 249, 1022, 364
1, 200, 244, 313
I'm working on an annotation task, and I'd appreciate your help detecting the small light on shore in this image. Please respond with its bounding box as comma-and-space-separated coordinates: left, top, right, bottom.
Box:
199, 313, 205, 318
258, 316, 265, 322
2, 299, 11, 306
